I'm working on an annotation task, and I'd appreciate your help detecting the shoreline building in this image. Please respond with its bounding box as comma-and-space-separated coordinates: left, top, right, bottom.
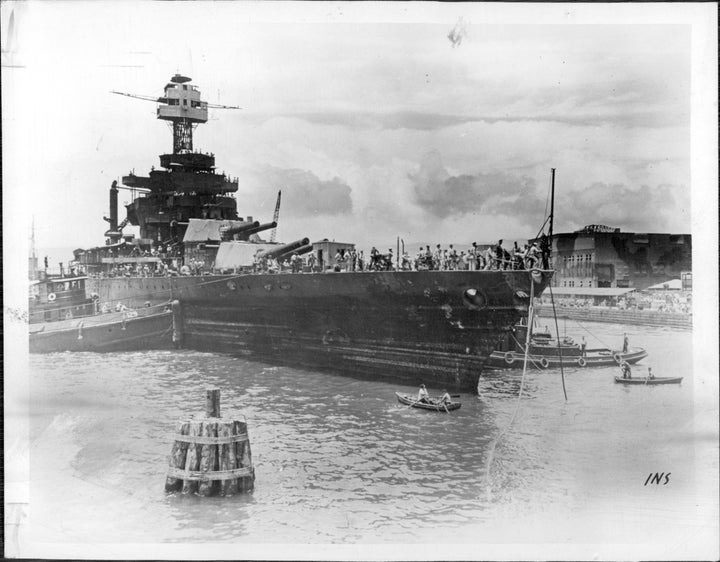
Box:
545, 225, 691, 290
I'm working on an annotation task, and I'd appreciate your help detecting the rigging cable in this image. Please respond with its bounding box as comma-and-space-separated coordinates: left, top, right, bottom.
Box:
561, 316, 615, 350
531, 172, 555, 241
547, 284, 568, 401
484, 275, 535, 500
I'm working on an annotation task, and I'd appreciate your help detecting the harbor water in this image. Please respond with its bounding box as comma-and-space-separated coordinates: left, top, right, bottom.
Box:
14, 321, 718, 557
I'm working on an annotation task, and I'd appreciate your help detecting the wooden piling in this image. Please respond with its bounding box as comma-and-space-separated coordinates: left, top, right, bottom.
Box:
206, 388, 221, 418
166, 389, 254, 496
164, 420, 191, 492
235, 420, 255, 493
218, 421, 237, 496
198, 421, 218, 497
181, 422, 202, 495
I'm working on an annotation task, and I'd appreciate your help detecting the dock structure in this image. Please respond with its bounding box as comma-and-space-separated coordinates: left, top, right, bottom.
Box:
165, 388, 254, 496
535, 305, 692, 330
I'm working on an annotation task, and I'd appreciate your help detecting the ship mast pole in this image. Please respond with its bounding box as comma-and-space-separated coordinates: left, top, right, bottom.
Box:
396, 236, 400, 269
546, 166, 568, 401
549, 167, 555, 238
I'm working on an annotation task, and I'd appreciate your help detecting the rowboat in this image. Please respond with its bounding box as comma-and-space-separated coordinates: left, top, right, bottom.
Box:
395, 392, 461, 411
614, 376, 683, 385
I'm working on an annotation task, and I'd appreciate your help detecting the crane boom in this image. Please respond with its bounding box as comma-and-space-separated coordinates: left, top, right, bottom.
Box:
270, 190, 282, 243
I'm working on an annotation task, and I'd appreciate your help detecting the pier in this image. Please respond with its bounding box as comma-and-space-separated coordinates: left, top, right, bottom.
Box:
535, 304, 691, 330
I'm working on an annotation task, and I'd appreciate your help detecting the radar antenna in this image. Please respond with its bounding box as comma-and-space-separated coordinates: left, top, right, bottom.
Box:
110, 73, 240, 154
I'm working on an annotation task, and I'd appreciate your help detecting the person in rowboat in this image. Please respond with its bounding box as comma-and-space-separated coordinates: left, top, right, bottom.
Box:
620, 361, 632, 379
417, 384, 430, 403
439, 390, 453, 405
647, 367, 655, 380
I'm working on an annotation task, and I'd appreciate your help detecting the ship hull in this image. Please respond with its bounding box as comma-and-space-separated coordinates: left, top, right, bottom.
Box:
29, 309, 173, 353
88, 270, 550, 391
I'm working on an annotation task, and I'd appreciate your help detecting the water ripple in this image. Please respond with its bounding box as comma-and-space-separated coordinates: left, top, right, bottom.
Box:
24, 322, 708, 544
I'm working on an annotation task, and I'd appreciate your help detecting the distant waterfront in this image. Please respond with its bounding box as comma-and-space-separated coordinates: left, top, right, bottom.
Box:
536, 304, 692, 329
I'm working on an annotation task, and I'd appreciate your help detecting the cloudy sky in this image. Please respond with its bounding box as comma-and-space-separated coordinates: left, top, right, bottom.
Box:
2, 2, 715, 260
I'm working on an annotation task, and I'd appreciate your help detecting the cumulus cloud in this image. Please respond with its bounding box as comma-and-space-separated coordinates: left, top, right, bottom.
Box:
409, 151, 546, 222
557, 182, 687, 233
237, 164, 353, 217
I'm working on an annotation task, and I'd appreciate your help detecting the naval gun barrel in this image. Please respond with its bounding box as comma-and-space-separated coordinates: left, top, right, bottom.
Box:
257, 238, 310, 259
243, 221, 277, 237
276, 244, 313, 261
221, 220, 260, 239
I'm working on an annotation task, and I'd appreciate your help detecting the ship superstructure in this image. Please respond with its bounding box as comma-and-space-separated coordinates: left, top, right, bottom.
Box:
106, 74, 242, 247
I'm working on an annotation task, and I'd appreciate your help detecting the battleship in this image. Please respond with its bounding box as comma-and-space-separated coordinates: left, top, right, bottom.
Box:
42, 73, 552, 391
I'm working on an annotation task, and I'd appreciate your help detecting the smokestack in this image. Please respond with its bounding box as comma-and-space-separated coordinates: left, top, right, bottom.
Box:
110, 180, 119, 231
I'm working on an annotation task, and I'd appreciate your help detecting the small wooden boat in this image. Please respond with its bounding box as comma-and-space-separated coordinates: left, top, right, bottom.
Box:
614, 376, 683, 385
395, 392, 461, 411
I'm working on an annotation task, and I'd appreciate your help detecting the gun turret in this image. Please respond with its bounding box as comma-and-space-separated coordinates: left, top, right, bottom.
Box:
257, 238, 310, 259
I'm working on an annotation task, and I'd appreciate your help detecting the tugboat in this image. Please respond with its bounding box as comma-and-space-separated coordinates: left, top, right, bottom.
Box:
30, 272, 95, 324
28, 226, 175, 353
56, 73, 553, 392
486, 318, 648, 370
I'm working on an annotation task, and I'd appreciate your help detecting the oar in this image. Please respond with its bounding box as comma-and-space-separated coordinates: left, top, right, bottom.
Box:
406, 396, 423, 408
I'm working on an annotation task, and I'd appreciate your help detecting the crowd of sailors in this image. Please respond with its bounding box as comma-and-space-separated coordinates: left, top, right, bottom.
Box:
404, 238, 549, 272
91, 259, 206, 278
250, 238, 550, 274
69, 238, 550, 277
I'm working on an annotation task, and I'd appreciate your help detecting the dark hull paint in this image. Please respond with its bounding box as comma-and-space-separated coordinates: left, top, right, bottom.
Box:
88, 269, 550, 391
29, 310, 173, 353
